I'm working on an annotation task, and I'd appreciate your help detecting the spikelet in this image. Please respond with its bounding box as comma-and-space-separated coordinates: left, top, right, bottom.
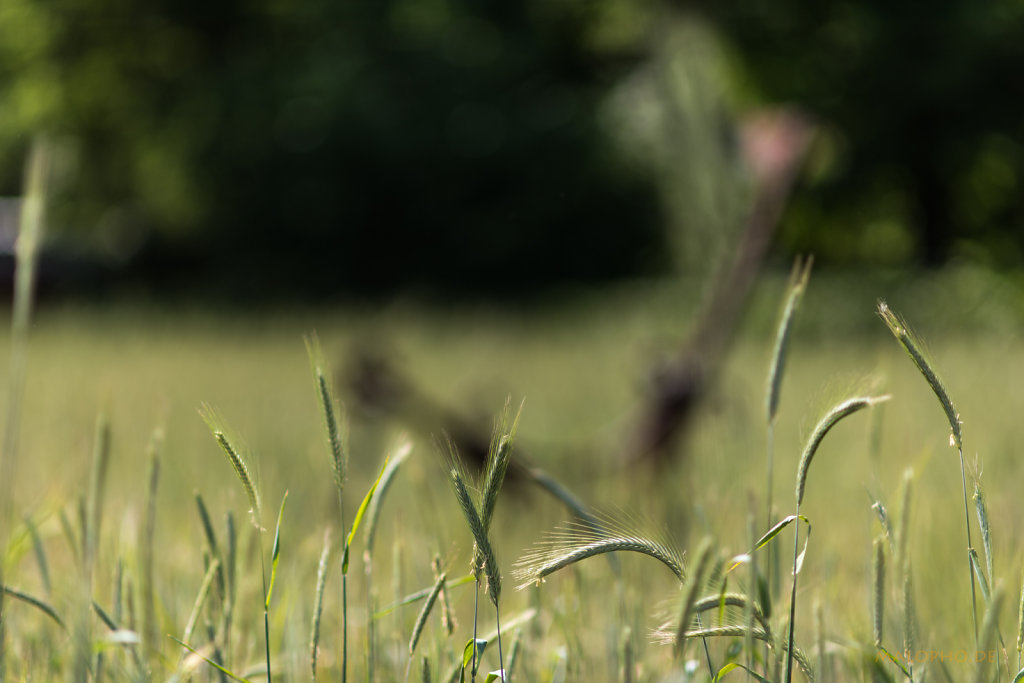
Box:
796, 395, 889, 507
878, 302, 962, 449
200, 404, 261, 527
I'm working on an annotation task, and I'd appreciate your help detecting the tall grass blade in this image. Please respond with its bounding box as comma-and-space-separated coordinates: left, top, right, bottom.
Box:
0, 138, 51, 676
974, 584, 1004, 683
85, 411, 112, 574
1018, 567, 1024, 670
182, 558, 221, 647
1, 584, 64, 629
171, 636, 253, 683
364, 440, 411, 557
265, 491, 288, 609
344, 457, 390, 575
24, 516, 50, 596
374, 574, 476, 618
873, 537, 885, 649
140, 429, 162, 667
194, 492, 226, 610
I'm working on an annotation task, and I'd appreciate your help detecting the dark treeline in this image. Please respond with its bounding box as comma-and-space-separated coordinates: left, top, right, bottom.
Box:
1, 0, 1022, 298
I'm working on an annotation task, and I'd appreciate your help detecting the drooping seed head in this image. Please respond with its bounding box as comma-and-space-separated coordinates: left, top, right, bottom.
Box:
878, 302, 962, 449
796, 395, 889, 507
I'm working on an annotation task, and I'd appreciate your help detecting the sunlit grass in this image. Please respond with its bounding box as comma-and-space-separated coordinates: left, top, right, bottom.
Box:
1, 267, 1024, 677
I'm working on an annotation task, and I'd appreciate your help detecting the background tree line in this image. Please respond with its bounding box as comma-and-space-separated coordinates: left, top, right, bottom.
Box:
0, 0, 1021, 297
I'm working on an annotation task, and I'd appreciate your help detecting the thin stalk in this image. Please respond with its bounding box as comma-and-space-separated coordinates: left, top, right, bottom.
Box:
472, 580, 480, 682
959, 445, 979, 646
785, 512, 800, 683
0, 139, 50, 678
261, 533, 271, 683
338, 487, 348, 683
495, 606, 504, 682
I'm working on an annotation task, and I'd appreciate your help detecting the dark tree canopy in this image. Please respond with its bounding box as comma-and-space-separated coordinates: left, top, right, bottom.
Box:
0, 0, 667, 297
1, 0, 1023, 298
700, 0, 1024, 266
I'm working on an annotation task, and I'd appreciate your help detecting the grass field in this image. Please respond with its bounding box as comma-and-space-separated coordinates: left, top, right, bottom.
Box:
1, 265, 1024, 680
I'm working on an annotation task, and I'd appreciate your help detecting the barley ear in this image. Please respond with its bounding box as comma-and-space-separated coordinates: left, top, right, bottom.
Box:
306, 334, 347, 491
903, 559, 916, 669
878, 302, 962, 449
200, 404, 262, 527
139, 428, 162, 663
408, 571, 446, 658
974, 482, 994, 587
480, 398, 523, 533
310, 529, 330, 683
767, 255, 813, 424
515, 519, 685, 588
85, 411, 111, 574
674, 536, 714, 657
895, 468, 914, 571
449, 466, 500, 605
796, 396, 888, 507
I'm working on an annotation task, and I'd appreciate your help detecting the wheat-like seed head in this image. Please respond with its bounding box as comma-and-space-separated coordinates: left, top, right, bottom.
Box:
306, 334, 348, 491
408, 571, 446, 656
903, 558, 916, 665
311, 529, 331, 683
767, 255, 813, 424
514, 515, 684, 589
480, 398, 522, 533
796, 395, 888, 507
878, 301, 962, 449
674, 537, 713, 657
200, 404, 262, 526
974, 482, 994, 586
449, 467, 500, 605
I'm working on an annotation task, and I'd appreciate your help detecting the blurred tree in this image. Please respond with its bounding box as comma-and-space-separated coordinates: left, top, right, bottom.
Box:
696, 0, 1024, 266
0, 0, 669, 296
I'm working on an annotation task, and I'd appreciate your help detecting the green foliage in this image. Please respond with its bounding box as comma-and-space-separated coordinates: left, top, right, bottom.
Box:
704, 0, 1024, 266
0, 0, 666, 294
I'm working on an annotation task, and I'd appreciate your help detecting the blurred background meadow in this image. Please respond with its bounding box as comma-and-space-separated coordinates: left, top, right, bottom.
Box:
1, 0, 1024, 679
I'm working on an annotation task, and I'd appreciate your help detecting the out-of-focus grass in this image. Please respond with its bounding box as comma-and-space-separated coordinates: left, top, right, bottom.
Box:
1, 265, 1023, 676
